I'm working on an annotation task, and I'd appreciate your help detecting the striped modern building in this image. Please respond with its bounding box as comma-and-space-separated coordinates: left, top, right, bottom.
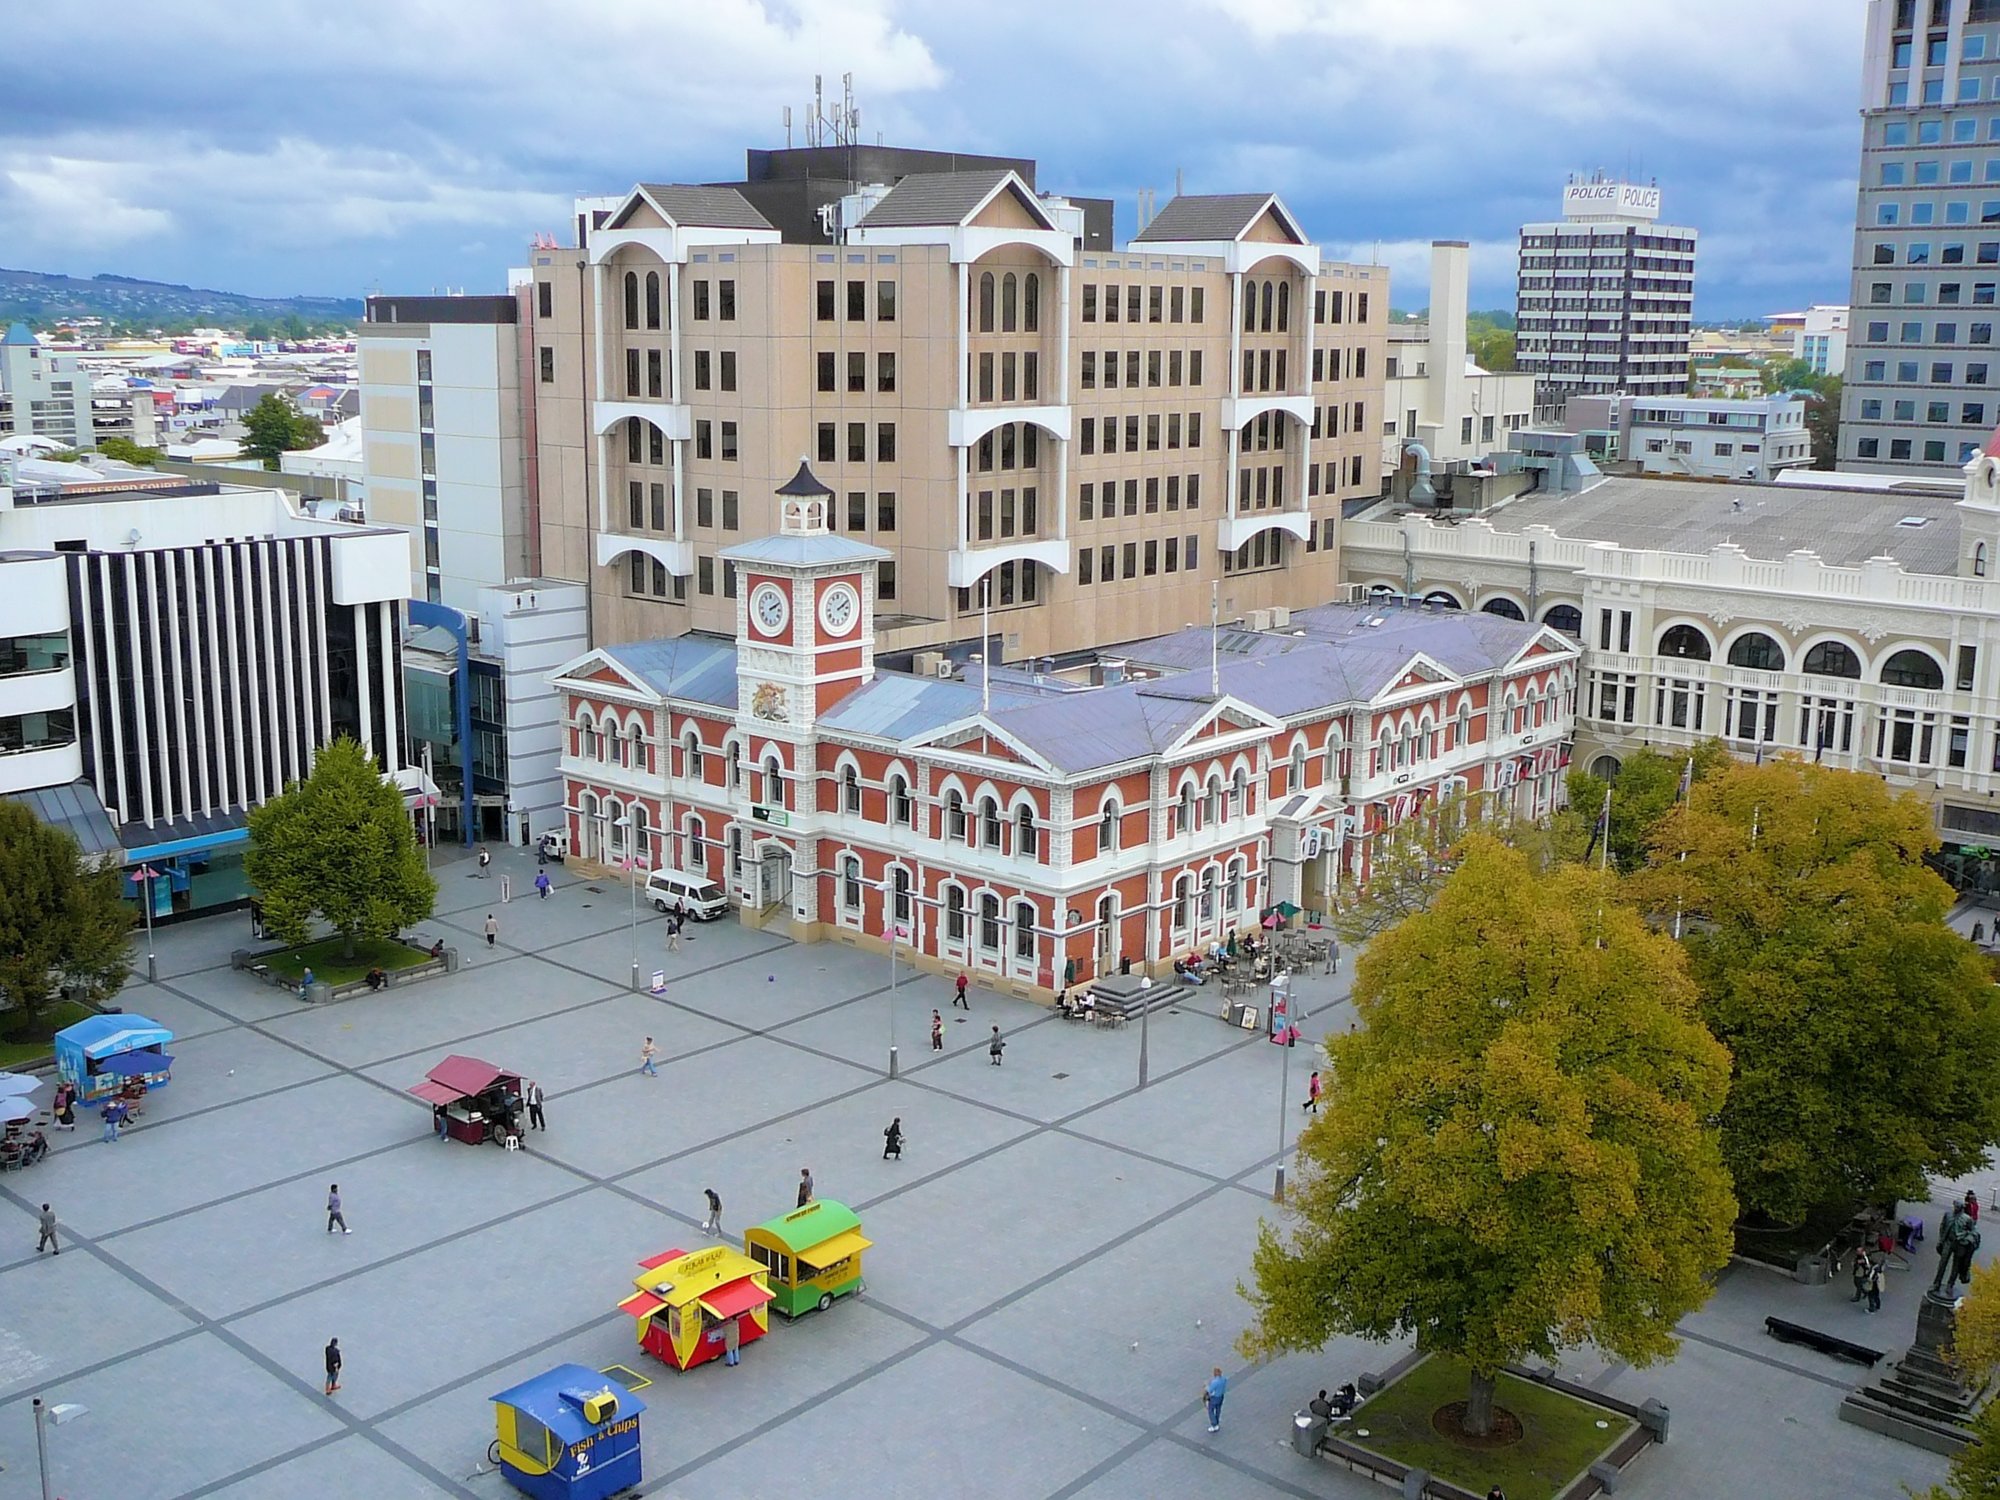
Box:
0, 469, 410, 914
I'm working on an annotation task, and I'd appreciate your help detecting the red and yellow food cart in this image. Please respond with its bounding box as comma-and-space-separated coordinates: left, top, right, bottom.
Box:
617, 1245, 774, 1372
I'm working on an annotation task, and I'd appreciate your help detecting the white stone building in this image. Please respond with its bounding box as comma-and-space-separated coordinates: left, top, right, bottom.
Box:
1565, 393, 1815, 481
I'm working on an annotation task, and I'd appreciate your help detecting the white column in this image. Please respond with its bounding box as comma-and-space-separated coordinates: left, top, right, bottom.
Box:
957, 443, 971, 551
669, 262, 687, 545
593, 261, 610, 540
957, 261, 971, 409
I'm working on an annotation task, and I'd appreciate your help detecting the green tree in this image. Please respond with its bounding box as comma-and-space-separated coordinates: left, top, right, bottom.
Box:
96, 436, 160, 467
239, 393, 323, 470
1630, 759, 2000, 1225
1467, 319, 1515, 373
245, 737, 436, 959
1242, 838, 1735, 1437
0, 803, 133, 1030
1760, 357, 1821, 394
243, 320, 273, 343
1563, 740, 1733, 875
1804, 377, 1841, 470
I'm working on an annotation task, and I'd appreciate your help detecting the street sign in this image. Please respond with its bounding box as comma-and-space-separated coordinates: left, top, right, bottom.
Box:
751, 807, 791, 828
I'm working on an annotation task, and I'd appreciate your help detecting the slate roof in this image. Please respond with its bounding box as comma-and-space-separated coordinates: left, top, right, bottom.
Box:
599, 636, 740, 709
1133, 193, 1280, 243
1480, 476, 1964, 575
634, 184, 774, 231
856, 170, 1027, 229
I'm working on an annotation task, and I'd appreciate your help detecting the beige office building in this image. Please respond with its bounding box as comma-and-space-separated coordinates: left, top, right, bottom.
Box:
524, 166, 1387, 660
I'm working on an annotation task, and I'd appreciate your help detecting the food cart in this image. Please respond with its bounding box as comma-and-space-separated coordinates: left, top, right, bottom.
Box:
618, 1245, 774, 1372
743, 1200, 871, 1319
409, 1054, 524, 1144
488, 1363, 645, 1500
54, 1015, 174, 1104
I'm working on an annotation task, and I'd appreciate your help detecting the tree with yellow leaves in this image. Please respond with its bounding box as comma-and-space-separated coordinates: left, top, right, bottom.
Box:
1918, 1266, 2000, 1500
1241, 837, 1735, 1437
1630, 758, 2000, 1227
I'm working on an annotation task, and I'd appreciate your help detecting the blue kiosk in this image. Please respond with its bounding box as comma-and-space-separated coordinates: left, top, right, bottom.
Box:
489, 1365, 646, 1499
53, 1014, 174, 1104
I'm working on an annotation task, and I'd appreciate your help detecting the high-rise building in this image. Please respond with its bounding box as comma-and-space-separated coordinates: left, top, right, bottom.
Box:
522, 144, 1388, 661
1840, 0, 2000, 474
1515, 178, 1697, 401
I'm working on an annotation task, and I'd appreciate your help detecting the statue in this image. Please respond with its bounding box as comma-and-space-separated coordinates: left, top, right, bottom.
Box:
1930, 1203, 1983, 1300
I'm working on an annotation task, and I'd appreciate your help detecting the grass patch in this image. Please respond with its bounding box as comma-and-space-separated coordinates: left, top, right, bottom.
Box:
1733, 1203, 1858, 1268
0, 999, 98, 1068
1349, 1355, 1631, 1500
260, 936, 432, 988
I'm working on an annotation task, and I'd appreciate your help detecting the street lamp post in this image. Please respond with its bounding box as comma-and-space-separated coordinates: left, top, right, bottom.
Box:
1137, 975, 1154, 1088
618, 816, 640, 993
127, 865, 161, 983
1272, 970, 1292, 1202
33, 1396, 87, 1500
881, 879, 905, 1079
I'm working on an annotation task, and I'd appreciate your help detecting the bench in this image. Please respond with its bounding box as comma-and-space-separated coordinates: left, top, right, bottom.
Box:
1765, 1316, 1885, 1367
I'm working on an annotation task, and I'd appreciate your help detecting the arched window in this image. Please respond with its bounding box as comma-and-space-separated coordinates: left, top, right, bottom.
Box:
1544, 603, 1583, 636
1200, 867, 1218, 920
1290, 744, 1307, 790
1178, 782, 1196, 834
1001, 272, 1018, 333
1100, 799, 1121, 853
1016, 803, 1038, 858
1481, 597, 1525, 620
1023, 273, 1040, 332
978, 272, 996, 333
578, 791, 598, 857
1225, 859, 1244, 913
725, 740, 743, 791
1659, 624, 1712, 660
1204, 776, 1223, 826
1979, 542, 1990, 578
1590, 754, 1622, 780
1275, 281, 1290, 333
630, 805, 651, 866
1881, 648, 1945, 689
1457, 702, 1472, 747
841, 764, 861, 815
946, 789, 967, 840
644, 271, 662, 330
1173, 875, 1192, 931
841, 854, 862, 913
682, 731, 703, 779
623, 271, 639, 330
979, 795, 1002, 849
890, 774, 913, 826
945, 884, 967, 942
1423, 590, 1461, 611
1231, 768, 1249, 819
979, 892, 1001, 950
891, 866, 912, 923
628, 724, 646, 773
1013, 900, 1036, 960
1243, 282, 1259, 332
605, 800, 625, 859
1803, 640, 1862, 678
761, 756, 785, 808
1727, 632, 1786, 671
683, 813, 704, 873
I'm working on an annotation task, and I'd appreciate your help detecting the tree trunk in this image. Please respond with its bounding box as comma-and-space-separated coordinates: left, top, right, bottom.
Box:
341, 928, 357, 962
1461, 1368, 1497, 1438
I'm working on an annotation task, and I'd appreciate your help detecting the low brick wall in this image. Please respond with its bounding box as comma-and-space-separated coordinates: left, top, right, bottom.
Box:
231, 939, 455, 1002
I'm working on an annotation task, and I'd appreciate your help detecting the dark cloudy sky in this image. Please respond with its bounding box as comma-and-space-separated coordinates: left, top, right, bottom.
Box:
2, 0, 1864, 318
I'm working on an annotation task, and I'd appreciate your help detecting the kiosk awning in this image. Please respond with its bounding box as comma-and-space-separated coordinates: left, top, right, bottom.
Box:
409, 1080, 462, 1106
798, 1230, 872, 1267
618, 1289, 667, 1320
698, 1279, 775, 1321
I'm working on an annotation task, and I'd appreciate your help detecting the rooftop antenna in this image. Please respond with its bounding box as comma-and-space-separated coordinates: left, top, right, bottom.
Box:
1175, 166, 1184, 198
783, 105, 793, 148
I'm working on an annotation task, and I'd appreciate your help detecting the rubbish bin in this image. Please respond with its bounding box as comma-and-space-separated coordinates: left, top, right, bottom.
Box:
1293, 1410, 1328, 1456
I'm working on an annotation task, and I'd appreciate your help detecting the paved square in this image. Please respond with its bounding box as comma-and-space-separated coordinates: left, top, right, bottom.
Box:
0, 844, 1960, 1497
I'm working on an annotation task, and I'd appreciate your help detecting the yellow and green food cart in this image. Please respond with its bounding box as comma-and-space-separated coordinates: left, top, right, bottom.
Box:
743, 1199, 871, 1318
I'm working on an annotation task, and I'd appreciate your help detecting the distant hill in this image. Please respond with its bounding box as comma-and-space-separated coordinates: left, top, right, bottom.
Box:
0, 267, 363, 331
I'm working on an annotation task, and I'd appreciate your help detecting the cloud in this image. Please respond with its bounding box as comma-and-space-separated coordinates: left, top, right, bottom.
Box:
0, 0, 1869, 316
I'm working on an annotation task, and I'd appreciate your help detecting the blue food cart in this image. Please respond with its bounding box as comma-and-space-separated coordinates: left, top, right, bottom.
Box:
53, 1014, 174, 1104
489, 1364, 646, 1500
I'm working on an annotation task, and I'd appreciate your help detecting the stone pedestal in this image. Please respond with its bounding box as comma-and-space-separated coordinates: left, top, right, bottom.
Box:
1839, 1294, 1980, 1455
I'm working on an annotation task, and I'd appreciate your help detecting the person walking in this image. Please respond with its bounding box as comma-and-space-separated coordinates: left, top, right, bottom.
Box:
326, 1184, 349, 1234
1866, 1252, 1886, 1314
930, 1010, 944, 1051
797, 1167, 814, 1207
483, 913, 499, 947
535, 870, 552, 901
883, 1117, 904, 1160
640, 1037, 658, 1077
953, 971, 970, 1010
323, 1337, 343, 1395
1851, 1244, 1877, 1305
667, 914, 682, 953
988, 1026, 1006, 1067
1204, 1366, 1228, 1432
1486, 1489, 1507, 1500
1302, 1071, 1323, 1113
1327, 935, 1341, 975
702, 1187, 722, 1238
525, 1079, 546, 1131
35, 1203, 57, 1256
478, 845, 492, 877
1967, 1190, 1983, 1224
723, 1314, 741, 1367
673, 899, 688, 932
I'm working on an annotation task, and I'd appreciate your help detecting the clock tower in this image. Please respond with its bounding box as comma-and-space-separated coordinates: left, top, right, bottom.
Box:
721, 460, 892, 735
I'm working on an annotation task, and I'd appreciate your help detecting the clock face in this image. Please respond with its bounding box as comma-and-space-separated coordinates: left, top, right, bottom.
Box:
819, 582, 860, 637
750, 583, 790, 636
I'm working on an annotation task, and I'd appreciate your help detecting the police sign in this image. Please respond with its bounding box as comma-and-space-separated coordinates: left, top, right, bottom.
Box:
1562, 182, 1661, 221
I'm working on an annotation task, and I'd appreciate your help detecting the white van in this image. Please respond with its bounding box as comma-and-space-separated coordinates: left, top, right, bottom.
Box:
644, 867, 730, 921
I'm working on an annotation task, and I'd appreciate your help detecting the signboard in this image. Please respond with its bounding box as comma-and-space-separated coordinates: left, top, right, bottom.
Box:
751, 806, 791, 828
651, 971, 666, 995
1562, 182, 1661, 221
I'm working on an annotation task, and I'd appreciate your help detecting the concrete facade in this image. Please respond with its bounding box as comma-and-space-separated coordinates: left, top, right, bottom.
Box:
1566, 392, 1815, 481
1382, 241, 1536, 476
0, 323, 93, 451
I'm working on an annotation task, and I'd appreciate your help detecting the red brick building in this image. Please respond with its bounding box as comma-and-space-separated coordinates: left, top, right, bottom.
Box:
552, 464, 1579, 995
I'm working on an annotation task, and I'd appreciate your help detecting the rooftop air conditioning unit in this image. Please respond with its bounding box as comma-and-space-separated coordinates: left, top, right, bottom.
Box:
1270, 606, 1291, 627
1246, 609, 1273, 632
915, 650, 949, 678
932, 657, 955, 679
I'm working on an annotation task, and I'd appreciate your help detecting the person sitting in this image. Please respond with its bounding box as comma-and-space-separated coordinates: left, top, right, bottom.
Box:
1331, 1382, 1359, 1417
429, 937, 446, 960
21, 1131, 48, 1166
1308, 1389, 1335, 1420
364, 966, 387, 991
1175, 958, 1205, 986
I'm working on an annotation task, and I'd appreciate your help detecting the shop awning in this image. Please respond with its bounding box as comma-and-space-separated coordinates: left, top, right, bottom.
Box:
698, 1279, 775, 1321
798, 1229, 872, 1268
618, 1289, 667, 1321
409, 1080, 463, 1106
